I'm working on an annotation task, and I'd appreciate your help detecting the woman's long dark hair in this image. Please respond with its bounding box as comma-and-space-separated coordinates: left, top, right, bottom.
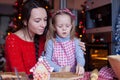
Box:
21, 0, 50, 61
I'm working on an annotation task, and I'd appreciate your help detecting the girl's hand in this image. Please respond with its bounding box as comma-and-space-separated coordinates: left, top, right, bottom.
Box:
79, 41, 86, 54
76, 63, 85, 75
59, 66, 71, 72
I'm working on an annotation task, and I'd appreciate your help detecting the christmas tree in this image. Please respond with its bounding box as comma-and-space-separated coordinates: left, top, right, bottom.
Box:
6, 0, 23, 35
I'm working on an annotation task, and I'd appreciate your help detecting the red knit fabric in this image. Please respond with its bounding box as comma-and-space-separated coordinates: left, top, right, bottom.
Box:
5, 33, 45, 74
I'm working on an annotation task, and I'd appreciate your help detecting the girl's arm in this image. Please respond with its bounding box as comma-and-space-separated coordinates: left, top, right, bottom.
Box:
76, 63, 85, 75
45, 40, 61, 72
5, 36, 25, 72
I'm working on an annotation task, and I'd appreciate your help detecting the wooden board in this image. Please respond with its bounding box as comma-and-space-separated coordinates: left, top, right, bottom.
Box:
50, 72, 83, 80
0, 72, 28, 80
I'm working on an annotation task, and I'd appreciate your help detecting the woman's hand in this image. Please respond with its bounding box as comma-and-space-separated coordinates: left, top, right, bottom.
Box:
79, 41, 86, 54
59, 66, 71, 72
76, 63, 85, 75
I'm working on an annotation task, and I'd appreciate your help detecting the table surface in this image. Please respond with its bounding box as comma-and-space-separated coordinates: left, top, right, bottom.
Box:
0, 72, 83, 80
0, 72, 28, 80
50, 72, 83, 80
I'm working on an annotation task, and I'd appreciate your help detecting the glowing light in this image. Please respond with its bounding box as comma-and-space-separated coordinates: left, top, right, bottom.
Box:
96, 39, 99, 42
15, 2, 18, 6
46, 6, 48, 9
81, 10, 84, 13
95, 50, 98, 53
79, 26, 82, 28
80, 21, 83, 24
82, 30, 85, 34
14, 25, 17, 28
18, 16, 21, 19
91, 54, 98, 57
8, 32, 11, 35
79, 35, 82, 38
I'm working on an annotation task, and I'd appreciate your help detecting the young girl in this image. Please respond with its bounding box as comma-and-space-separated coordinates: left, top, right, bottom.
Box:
45, 8, 85, 75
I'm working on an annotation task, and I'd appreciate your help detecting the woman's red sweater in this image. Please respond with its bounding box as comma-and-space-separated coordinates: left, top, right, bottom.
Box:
5, 33, 45, 74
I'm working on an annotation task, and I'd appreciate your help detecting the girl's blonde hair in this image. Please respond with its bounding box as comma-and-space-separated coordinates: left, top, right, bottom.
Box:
46, 8, 76, 42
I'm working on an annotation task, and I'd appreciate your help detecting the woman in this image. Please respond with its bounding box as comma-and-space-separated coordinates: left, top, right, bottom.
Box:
5, 0, 49, 75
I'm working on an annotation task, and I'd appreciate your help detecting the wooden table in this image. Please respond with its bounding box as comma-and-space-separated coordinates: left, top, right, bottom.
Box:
0, 72, 28, 80
0, 72, 83, 80
50, 72, 83, 80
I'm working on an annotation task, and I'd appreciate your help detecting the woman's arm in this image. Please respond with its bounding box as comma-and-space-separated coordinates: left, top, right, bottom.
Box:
5, 36, 26, 72
75, 39, 85, 75
75, 39, 85, 66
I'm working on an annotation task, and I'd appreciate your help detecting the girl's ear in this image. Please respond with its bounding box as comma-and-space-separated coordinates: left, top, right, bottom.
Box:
54, 24, 57, 30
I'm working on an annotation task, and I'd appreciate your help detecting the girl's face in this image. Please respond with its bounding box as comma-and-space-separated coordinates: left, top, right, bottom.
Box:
27, 7, 47, 35
55, 14, 72, 38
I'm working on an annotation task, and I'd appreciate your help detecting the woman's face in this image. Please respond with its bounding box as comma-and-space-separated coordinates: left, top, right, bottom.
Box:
27, 7, 47, 35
